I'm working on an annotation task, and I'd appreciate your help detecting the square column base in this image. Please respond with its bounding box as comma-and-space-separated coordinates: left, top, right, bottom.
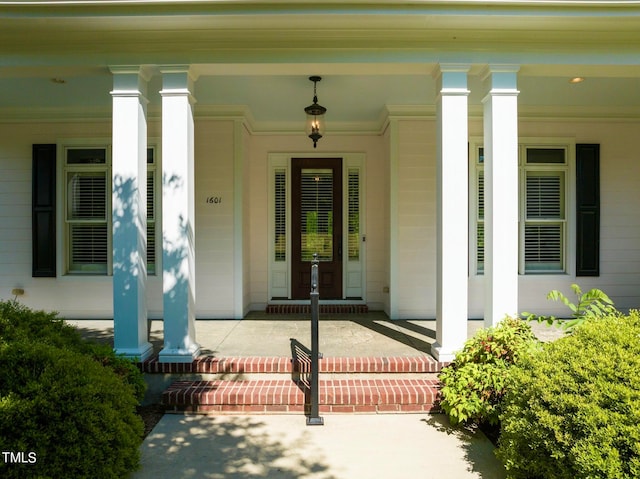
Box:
115, 342, 154, 362
430, 342, 459, 363
158, 343, 201, 363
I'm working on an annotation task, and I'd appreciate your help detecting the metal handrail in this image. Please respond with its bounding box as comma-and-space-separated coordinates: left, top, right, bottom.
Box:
307, 253, 324, 426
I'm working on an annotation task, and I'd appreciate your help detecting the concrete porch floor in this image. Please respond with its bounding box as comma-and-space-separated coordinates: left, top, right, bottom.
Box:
66, 311, 564, 359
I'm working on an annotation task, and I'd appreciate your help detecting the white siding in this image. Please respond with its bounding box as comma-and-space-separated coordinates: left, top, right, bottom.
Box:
0, 121, 119, 318
395, 120, 437, 318
194, 119, 236, 317
1, 116, 640, 319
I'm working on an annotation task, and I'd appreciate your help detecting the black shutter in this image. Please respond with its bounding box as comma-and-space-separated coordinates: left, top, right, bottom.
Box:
576, 144, 600, 276
32, 144, 57, 277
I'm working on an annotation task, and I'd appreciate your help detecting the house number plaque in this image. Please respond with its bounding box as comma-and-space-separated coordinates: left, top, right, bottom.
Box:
206, 196, 222, 204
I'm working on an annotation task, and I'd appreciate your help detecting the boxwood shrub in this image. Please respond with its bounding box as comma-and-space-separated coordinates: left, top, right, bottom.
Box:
438, 316, 539, 426
0, 301, 145, 478
497, 312, 640, 479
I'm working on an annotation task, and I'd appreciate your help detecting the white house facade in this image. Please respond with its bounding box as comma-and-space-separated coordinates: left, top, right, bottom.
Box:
2, 1, 640, 361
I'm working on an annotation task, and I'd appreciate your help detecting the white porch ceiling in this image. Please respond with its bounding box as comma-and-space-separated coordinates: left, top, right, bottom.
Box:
1, 1, 640, 127
1, 65, 639, 129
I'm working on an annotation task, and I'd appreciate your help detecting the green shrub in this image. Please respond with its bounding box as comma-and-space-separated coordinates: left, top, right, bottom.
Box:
497, 312, 640, 479
438, 316, 538, 426
0, 301, 146, 478
0, 300, 145, 402
0, 341, 144, 479
523, 283, 619, 332
0, 300, 82, 349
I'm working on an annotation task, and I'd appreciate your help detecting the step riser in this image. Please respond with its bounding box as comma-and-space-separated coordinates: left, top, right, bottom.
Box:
162, 379, 441, 415
166, 404, 439, 414
141, 356, 443, 375
152, 356, 443, 415
147, 372, 438, 381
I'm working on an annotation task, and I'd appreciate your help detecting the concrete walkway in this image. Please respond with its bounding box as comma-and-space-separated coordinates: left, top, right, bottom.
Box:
131, 413, 505, 479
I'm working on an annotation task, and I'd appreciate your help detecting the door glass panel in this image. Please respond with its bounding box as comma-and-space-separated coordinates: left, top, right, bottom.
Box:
300, 169, 333, 262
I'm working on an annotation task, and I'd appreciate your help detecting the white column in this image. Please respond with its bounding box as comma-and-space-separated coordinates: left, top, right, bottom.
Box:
482, 65, 520, 327
111, 66, 153, 361
432, 65, 470, 362
159, 66, 201, 363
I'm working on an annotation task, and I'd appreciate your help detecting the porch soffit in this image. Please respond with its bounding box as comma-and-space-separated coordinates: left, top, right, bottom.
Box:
2, 4, 640, 63
2, 3, 640, 126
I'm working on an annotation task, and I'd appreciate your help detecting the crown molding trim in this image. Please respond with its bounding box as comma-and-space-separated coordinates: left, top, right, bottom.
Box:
1, 104, 639, 127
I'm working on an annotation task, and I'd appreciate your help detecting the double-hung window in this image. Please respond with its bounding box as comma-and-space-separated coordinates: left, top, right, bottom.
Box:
472, 143, 569, 275
64, 145, 158, 275
522, 147, 567, 273
65, 147, 110, 274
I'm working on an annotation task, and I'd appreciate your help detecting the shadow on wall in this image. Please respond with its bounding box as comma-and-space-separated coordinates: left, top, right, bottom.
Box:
112, 175, 147, 301
112, 171, 194, 350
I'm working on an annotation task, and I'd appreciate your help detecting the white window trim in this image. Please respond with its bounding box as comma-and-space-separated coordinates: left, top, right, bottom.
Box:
469, 137, 576, 277
60, 141, 112, 276
57, 139, 161, 278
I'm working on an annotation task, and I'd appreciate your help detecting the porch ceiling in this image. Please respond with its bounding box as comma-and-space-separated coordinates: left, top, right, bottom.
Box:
1, 1, 640, 127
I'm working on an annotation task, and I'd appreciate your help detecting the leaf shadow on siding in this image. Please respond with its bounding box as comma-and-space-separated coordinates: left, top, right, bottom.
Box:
112, 173, 149, 306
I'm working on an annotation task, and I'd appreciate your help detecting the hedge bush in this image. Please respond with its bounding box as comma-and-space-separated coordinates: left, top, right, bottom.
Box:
0, 301, 145, 478
438, 316, 539, 426
0, 300, 145, 402
497, 312, 640, 479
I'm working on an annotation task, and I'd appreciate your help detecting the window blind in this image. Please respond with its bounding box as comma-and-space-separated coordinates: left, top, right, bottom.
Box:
524, 224, 562, 271
70, 224, 108, 270
274, 170, 286, 262
300, 169, 333, 262
526, 174, 562, 219
348, 169, 360, 261
66, 156, 108, 273
68, 173, 107, 220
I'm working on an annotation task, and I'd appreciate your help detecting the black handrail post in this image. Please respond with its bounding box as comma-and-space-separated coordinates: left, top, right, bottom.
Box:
307, 253, 324, 426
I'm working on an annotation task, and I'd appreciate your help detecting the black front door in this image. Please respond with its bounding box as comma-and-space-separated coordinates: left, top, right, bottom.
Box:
291, 158, 343, 299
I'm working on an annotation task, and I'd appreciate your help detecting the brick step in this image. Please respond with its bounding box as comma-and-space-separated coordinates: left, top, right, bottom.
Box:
265, 304, 369, 314
140, 355, 442, 375
162, 378, 440, 414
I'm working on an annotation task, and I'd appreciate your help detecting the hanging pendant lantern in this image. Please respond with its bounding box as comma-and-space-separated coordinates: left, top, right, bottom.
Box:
304, 76, 326, 148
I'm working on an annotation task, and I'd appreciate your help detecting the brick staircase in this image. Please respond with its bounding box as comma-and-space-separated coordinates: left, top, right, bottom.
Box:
141, 354, 444, 414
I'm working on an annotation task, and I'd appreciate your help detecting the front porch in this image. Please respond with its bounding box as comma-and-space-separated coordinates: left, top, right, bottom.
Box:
67, 313, 562, 414
69, 312, 489, 359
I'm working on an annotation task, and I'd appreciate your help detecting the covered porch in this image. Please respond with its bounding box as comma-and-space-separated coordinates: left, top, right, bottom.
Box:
2, 1, 640, 366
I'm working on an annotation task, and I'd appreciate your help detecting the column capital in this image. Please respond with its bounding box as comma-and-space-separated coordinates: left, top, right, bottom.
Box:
432, 63, 471, 76
159, 66, 197, 103
481, 64, 520, 95
434, 64, 470, 97
110, 65, 150, 100
109, 65, 153, 81
158, 65, 198, 79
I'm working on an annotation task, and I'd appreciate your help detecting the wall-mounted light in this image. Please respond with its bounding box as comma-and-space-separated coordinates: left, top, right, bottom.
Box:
11, 288, 24, 300
569, 77, 585, 84
304, 76, 327, 148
